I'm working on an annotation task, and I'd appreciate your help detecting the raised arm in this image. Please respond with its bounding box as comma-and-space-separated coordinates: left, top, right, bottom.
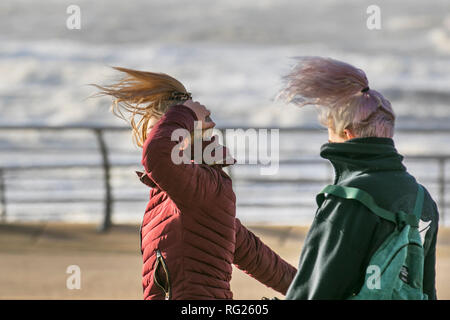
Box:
142, 104, 220, 208
233, 218, 297, 295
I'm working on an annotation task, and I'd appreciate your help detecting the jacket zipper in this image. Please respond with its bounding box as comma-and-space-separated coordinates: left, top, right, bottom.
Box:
153, 249, 172, 300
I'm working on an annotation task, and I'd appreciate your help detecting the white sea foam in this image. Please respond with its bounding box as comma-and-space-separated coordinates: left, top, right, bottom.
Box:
1, 40, 450, 129
1, 0, 450, 224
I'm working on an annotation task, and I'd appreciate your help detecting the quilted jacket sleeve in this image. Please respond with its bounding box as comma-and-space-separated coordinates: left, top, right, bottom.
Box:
142, 104, 222, 208
233, 218, 297, 295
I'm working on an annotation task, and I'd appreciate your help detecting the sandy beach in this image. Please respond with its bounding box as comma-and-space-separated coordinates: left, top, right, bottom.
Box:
0, 222, 448, 300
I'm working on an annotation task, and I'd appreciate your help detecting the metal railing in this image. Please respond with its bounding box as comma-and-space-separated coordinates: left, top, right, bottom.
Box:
0, 125, 448, 231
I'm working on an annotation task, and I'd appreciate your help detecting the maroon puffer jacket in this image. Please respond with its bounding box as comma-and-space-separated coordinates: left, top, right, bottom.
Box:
138, 104, 296, 300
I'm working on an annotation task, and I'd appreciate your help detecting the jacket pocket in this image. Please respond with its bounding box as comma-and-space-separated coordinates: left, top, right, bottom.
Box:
153, 249, 172, 300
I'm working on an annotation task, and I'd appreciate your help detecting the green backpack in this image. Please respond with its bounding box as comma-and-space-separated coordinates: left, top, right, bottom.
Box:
316, 183, 428, 300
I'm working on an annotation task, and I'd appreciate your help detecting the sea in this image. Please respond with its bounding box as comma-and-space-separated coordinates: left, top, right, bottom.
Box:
1, 0, 450, 225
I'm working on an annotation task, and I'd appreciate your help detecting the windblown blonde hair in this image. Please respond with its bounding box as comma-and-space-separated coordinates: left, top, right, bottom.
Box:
92, 67, 190, 147
279, 57, 395, 138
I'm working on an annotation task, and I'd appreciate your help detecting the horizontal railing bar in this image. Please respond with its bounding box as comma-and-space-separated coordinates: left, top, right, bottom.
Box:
0, 148, 138, 154
6, 177, 103, 182
7, 199, 104, 203
236, 203, 317, 208
2, 175, 450, 185
233, 179, 329, 184
6, 199, 450, 208
0, 164, 108, 170
0, 147, 101, 152
1, 152, 450, 162
0, 125, 131, 131
0, 156, 448, 171
233, 179, 449, 185
2, 125, 450, 133
237, 202, 450, 208
0, 125, 448, 226
5, 181, 449, 194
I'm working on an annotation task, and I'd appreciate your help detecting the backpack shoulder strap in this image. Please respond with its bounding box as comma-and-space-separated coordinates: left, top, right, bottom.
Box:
317, 185, 398, 225
316, 184, 420, 228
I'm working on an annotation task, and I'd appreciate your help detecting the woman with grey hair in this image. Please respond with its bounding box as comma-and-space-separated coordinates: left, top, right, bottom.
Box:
280, 57, 439, 299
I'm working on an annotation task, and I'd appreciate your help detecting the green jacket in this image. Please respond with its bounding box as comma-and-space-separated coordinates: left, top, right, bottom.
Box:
285, 137, 439, 300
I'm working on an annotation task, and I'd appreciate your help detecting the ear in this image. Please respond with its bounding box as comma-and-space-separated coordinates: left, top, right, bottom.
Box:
343, 128, 356, 140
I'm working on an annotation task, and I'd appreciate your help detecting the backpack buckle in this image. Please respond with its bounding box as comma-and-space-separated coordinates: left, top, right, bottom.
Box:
395, 211, 408, 230
395, 210, 419, 229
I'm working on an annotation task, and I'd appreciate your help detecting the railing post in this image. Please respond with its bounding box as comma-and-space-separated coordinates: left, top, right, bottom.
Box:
438, 157, 446, 225
0, 168, 6, 222
95, 129, 113, 233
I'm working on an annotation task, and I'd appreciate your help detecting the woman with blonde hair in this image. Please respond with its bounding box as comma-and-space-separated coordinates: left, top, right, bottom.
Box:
94, 67, 296, 300
280, 57, 439, 300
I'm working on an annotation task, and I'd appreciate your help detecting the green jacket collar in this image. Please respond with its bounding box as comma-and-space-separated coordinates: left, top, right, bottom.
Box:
320, 137, 406, 184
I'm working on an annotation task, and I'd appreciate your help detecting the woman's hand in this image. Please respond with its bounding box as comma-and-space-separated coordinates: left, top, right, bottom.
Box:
183, 100, 216, 130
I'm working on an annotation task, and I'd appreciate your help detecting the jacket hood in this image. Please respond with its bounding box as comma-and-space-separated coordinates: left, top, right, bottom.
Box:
320, 137, 406, 184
